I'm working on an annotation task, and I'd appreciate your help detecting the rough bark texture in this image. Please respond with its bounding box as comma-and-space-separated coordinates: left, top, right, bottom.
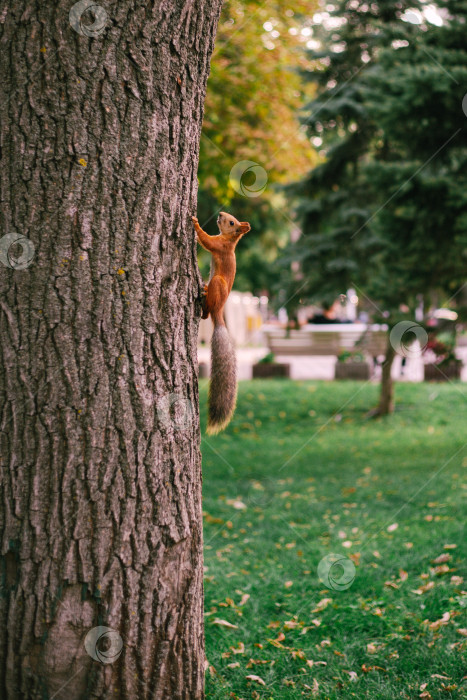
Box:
377, 340, 396, 416
0, 1, 222, 698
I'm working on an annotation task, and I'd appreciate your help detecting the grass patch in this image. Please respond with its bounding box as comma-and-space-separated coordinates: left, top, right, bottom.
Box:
200, 380, 467, 699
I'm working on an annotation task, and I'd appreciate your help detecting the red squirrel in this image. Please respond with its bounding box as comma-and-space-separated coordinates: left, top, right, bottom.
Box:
192, 212, 251, 434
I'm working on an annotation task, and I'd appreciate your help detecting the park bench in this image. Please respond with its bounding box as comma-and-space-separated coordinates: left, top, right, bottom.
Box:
262, 324, 388, 358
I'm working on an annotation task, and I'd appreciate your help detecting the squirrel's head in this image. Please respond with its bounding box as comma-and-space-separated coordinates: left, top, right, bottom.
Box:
217, 212, 251, 239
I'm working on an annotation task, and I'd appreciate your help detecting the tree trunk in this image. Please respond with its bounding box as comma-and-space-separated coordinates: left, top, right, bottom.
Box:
0, 1, 222, 698
377, 339, 396, 415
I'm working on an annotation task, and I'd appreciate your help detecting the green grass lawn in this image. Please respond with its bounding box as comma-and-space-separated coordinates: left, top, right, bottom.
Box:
200, 379, 467, 700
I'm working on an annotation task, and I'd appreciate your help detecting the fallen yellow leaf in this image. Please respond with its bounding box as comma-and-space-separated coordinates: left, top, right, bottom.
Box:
427, 612, 450, 631
412, 581, 435, 595
212, 618, 238, 629
246, 674, 265, 685
432, 553, 451, 564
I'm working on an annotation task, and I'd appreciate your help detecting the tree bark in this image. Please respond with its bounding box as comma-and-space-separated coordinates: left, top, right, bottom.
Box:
0, 1, 222, 698
377, 339, 396, 415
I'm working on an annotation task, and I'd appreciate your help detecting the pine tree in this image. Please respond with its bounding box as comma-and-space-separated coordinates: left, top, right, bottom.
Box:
286, 0, 467, 413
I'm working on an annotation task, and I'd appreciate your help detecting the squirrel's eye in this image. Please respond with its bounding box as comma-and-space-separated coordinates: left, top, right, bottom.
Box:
229, 221, 234, 226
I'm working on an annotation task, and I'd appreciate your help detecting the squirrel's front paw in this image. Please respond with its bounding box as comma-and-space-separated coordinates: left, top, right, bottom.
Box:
192, 216, 199, 225
201, 283, 208, 296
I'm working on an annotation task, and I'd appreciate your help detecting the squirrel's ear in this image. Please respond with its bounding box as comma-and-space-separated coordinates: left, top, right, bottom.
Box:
239, 222, 251, 234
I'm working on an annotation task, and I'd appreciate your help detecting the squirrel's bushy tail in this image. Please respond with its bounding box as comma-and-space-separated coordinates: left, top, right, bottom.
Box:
207, 324, 237, 435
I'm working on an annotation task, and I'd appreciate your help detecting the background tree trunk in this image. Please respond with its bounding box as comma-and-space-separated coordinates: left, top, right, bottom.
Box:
0, 1, 222, 698
377, 340, 396, 415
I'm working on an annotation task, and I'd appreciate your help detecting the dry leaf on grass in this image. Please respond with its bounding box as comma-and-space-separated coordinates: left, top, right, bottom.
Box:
432, 553, 451, 564
426, 612, 450, 631
303, 680, 320, 695
431, 674, 451, 680
312, 598, 332, 613
432, 564, 450, 576
290, 649, 306, 660
384, 581, 399, 589
226, 499, 247, 510
246, 675, 265, 686
284, 620, 301, 630
412, 581, 435, 595
344, 670, 358, 681
203, 512, 224, 525
451, 576, 464, 586
246, 658, 272, 668
268, 636, 285, 648
212, 618, 238, 629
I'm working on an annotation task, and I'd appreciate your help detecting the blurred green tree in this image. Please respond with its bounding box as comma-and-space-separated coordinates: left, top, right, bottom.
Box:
197, 0, 318, 294
285, 0, 467, 413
